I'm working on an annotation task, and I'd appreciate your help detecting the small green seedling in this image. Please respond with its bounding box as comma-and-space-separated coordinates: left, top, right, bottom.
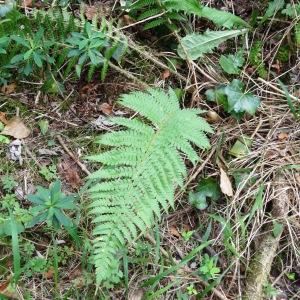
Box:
1, 175, 18, 192
39, 165, 57, 182
182, 230, 194, 242
199, 254, 220, 280
26, 180, 76, 228
38, 119, 49, 135
263, 283, 278, 297
186, 284, 198, 296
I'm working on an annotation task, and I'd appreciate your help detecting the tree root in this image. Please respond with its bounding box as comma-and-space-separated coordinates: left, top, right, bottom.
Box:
243, 175, 290, 300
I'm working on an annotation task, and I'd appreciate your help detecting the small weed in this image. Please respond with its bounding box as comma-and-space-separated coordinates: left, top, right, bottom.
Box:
181, 230, 194, 242
199, 254, 220, 280
1, 175, 18, 192
39, 165, 57, 182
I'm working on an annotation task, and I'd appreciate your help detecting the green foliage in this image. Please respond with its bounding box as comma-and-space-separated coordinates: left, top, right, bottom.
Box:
0, 0, 15, 17
199, 253, 220, 280
275, 45, 290, 62
229, 135, 252, 158
11, 28, 55, 76
200, 6, 249, 29
178, 29, 248, 60
205, 79, 260, 119
87, 88, 212, 284
26, 180, 76, 228
189, 177, 220, 210
249, 41, 268, 78
182, 230, 194, 241
66, 22, 109, 77
264, 0, 285, 18
38, 119, 49, 135
130, 0, 248, 30
1, 175, 18, 192
39, 165, 57, 182
219, 50, 245, 74
281, 3, 300, 18
295, 23, 300, 47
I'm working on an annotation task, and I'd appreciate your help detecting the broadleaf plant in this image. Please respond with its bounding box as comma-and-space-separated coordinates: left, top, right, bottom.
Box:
205, 79, 260, 119
87, 88, 213, 284
26, 180, 76, 228
178, 29, 248, 60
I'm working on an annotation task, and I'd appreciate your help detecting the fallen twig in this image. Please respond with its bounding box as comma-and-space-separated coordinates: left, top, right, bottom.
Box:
56, 135, 91, 176
243, 174, 290, 300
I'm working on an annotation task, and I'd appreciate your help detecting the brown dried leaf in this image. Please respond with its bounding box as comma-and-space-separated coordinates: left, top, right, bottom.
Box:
220, 168, 233, 197
44, 266, 54, 279
0, 112, 9, 125
1, 83, 16, 95
0, 279, 18, 300
59, 162, 82, 189
1, 117, 30, 139
277, 132, 288, 141
21, 0, 32, 7
161, 69, 171, 80
85, 5, 98, 20
100, 103, 113, 115
169, 225, 181, 238
129, 289, 144, 300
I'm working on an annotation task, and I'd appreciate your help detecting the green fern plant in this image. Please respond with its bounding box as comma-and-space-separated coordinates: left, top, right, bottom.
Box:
87, 88, 213, 284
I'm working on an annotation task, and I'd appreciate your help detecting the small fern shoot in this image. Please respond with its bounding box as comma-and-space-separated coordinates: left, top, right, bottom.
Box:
87, 88, 213, 284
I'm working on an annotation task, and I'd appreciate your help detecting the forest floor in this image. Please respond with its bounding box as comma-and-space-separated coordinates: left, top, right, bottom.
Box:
0, 0, 300, 299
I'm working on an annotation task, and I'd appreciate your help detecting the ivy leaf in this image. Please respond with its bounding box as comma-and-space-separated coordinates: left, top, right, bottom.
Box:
219, 51, 244, 74
189, 178, 220, 210
224, 79, 260, 115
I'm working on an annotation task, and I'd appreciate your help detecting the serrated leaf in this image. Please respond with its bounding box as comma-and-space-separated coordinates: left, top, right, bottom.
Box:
264, 0, 285, 18
219, 51, 245, 74
281, 4, 300, 18
224, 79, 260, 115
178, 29, 248, 60
163, 0, 202, 15
201, 6, 249, 29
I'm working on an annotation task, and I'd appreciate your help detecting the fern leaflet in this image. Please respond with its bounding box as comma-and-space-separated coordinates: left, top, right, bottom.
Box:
87, 88, 213, 284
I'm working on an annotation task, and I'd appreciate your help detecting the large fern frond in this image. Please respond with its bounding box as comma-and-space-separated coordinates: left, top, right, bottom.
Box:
87, 88, 213, 284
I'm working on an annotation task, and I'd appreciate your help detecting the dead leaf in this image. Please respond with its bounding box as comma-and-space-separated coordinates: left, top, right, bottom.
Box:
220, 168, 233, 197
85, 5, 98, 20
44, 266, 54, 279
1, 117, 30, 139
129, 289, 144, 300
295, 174, 300, 185
1, 83, 16, 95
277, 132, 288, 141
169, 225, 181, 238
100, 103, 113, 115
0, 112, 8, 125
206, 111, 221, 123
122, 14, 135, 25
161, 69, 170, 80
58, 162, 82, 189
0, 279, 19, 300
21, 0, 32, 7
